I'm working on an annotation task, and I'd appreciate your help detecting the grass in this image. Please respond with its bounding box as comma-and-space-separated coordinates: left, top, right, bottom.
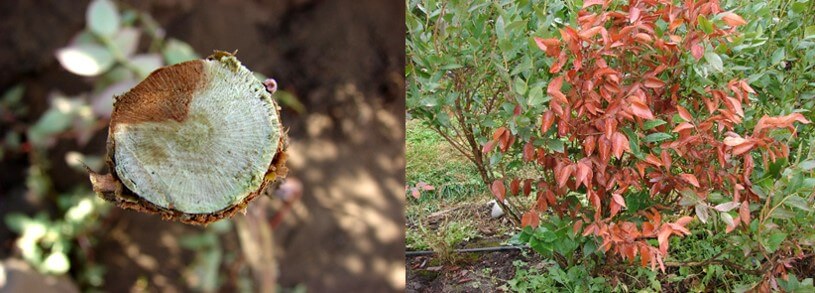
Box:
406, 119, 508, 259
406, 119, 487, 204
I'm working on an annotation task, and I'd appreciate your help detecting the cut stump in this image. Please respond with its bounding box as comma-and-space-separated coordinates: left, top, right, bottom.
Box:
89, 51, 288, 225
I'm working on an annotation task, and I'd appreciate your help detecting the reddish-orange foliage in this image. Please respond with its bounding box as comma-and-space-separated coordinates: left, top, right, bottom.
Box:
486, 0, 809, 271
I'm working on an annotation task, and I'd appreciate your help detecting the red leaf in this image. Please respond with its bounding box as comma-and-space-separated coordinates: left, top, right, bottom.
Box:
610, 199, 621, 218
691, 43, 704, 60
510, 179, 521, 196
598, 137, 612, 164
521, 210, 540, 228
658, 225, 673, 254
523, 179, 533, 196
583, 135, 597, 156
541, 111, 555, 133
725, 96, 744, 117
675, 216, 693, 227
739, 201, 750, 226
551, 51, 568, 74
660, 149, 672, 169
612, 193, 627, 208
672, 122, 694, 133
676, 105, 693, 122
643, 77, 665, 89
573, 219, 584, 235
679, 173, 700, 188
582, 0, 605, 8
739, 80, 756, 94
733, 141, 756, 156
547, 76, 567, 103
491, 180, 506, 202
523, 141, 535, 162
482, 140, 496, 154
720, 12, 747, 27
629, 7, 640, 23
579, 26, 603, 40
723, 136, 748, 146
411, 188, 420, 199
630, 101, 654, 119
634, 33, 652, 43
754, 113, 811, 136
556, 164, 574, 188
536, 191, 548, 210
493, 127, 507, 140
645, 153, 663, 167
533, 37, 560, 56
575, 161, 591, 188
612, 132, 629, 159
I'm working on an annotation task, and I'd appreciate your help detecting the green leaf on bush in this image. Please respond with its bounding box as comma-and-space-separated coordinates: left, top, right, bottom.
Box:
163, 39, 200, 65
771, 207, 795, 219
130, 54, 163, 78
42, 251, 71, 274
763, 232, 787, 253
514, 77, 527, 95
86, 0, 120, 37
771, 48, 785, 65
705, 51, 723, 72
112, 27, 140, 57
784, 195, 812, 211
801, 160, 815, 171
697, 15, 714, 34
644, 132, 672, 143
56, 44, 115, 76
545, 139, 565, 153
642, 119, 667, 130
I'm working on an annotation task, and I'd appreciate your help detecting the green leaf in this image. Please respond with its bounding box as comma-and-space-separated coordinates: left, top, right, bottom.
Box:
695, 203, 710, 223
720, 212, 734, 227
642, 119, 667, 130
705, 51, 723, 72
763, 232, 787, 253
56, 44, 115, 76
806, 26, 815, 40
784, 195, 812, 211
112, 27, 140, 57
644, 132, 672, 143
86, 0, 120, 37
621, 127, 642, 159
1, 84, 25, 106
130, 54, 163, 78
527, 85, 547, 107
771, 48, 785, 65
42, 251, 71, 274
4, 213, 29, 233
697, 15, 714, 34
514, 77, 527, 95
162, 39, 199, 65
546, 139, 565, 153
771, 207, 795, 219
800, 160, 815, 171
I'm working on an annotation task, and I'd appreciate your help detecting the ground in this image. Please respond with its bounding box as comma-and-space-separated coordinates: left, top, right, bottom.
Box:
0, 0, 404, 291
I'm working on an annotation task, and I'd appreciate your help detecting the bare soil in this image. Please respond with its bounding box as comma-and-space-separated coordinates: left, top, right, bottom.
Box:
0, 0, 404, 291
406, 241, 540, 293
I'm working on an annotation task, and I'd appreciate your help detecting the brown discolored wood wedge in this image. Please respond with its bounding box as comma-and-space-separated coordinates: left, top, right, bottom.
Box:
89, 51, 288, 225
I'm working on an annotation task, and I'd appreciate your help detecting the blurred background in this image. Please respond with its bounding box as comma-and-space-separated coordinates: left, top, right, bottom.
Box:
0, 0, 405, 292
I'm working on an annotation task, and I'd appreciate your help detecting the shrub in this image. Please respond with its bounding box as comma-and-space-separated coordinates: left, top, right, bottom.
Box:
488, 0, 810, 272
